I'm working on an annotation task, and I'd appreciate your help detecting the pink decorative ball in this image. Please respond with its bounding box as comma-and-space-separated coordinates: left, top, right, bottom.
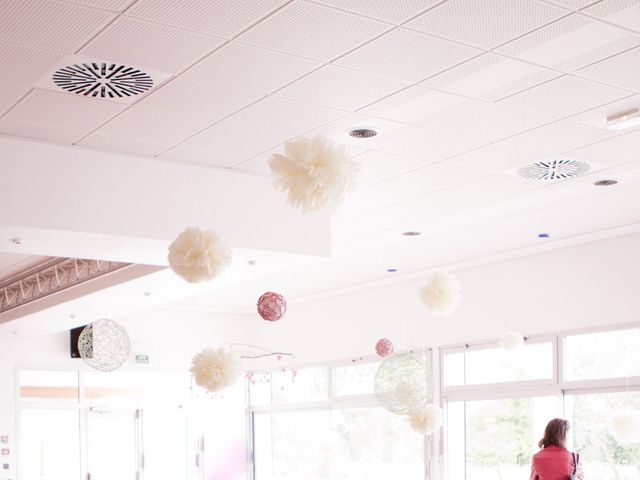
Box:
375, 338, 394, 358
257, 292, 287, 321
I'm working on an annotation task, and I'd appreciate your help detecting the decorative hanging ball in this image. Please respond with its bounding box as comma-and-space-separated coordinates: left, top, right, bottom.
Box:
419, 271, 461, 317
78, 319, 131, 372
190, 347, 241, 393
375, 338, 394, 358
168, 226, 232, 283
374, 353, 432, 415
408, 404, 444, 435
611, 410, 640, 444
257, 291, 287, 321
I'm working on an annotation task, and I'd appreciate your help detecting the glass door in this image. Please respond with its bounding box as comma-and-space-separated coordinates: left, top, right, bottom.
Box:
142, 408, 191, 480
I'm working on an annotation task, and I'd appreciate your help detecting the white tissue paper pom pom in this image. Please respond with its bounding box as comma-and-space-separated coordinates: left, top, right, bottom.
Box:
408, 404, 444, 435
269, 135, 359, 213
190, 348, 241, 393
499, 332, 525, 351
419, 271, 461, 317
168, 227, 232, 283
611, 410, 640, 443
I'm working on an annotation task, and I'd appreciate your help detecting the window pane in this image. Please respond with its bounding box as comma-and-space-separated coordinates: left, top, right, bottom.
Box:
444, 342, 554, 386
19, 370, 79, 403
332, 361, 379, 396
271, 367, 328, 404
565, 391, 640, 479
446, 396, 559, 479
20, 409, 81, 480
255, 407, 424, 480
564, 328, 640, 381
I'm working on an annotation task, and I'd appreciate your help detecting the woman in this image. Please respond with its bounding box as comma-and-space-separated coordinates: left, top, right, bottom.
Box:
530, 418, 584, 480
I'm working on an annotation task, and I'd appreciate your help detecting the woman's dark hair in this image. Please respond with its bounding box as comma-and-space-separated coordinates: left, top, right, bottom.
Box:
539, 418, 570, 449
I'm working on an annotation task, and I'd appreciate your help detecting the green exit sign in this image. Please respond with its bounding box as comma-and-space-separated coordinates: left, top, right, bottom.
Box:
135, 354, 149, 364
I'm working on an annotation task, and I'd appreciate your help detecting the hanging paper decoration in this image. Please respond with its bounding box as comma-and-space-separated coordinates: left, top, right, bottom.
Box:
269, 135, 359, 213
374, 353, 432, 415
257, 292, 287, 321
611, 410, 640, 443
419, 271, 461, 317
499, 332, 525, 350
168, 227, 231, 283
78, 319, 131, 372
408, 404, 444, 435
190, 347, 241, 393
375, 338, 394, 358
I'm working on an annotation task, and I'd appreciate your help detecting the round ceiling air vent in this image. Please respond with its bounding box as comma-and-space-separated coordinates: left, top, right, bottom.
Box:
348, 127, 377, 138
52, 63, 153, 99
516, 159, 591, 180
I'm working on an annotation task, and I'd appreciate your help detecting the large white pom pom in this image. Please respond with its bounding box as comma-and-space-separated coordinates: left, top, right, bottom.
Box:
168, 227, 232, 283
611, 410, 640, 443
408, 404, 444, 435
190, 348, 241, 393
419, 271, 461, 316
499, 332, 525, 351
269, 135, 359, 213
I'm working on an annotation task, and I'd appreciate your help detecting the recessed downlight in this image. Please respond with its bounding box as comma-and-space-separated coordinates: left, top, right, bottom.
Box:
538, 233, 550, 239
348, 127, 377, 138
402, 231, 421, 236
387, 268, 397, 273
594, 179, 618, 186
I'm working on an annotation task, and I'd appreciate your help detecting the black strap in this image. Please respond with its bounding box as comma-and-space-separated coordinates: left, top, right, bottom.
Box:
572, 452, 579, 475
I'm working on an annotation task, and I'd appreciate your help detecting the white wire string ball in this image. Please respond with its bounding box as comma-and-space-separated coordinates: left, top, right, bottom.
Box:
78, 319, 131, 372
374, 353, 432, 415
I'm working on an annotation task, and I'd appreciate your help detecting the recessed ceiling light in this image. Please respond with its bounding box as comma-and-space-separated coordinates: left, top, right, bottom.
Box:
247, 259, 257, 266
538, 233, 550, 239
594, 179, 618, 186
348, 127, 377, 139
143, 292, 152, 297
402, 231, 421, 236
10, 238, 23, 245
606, 107, 640, 130
387, 268, 397, 273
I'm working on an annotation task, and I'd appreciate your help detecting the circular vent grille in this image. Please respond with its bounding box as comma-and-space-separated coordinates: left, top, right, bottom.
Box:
517, 159, 591, 180
53, 63, 153, 99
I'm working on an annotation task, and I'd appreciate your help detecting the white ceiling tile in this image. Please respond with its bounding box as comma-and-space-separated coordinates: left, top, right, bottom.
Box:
421, 53, 561, 102
0, 85, 27, 116
312, 0, 443, 23
622, 159, 640, 174
238, 1, 391, 61
495, 14, 640, 72
582, 0, 640, 33
79, 106, 216, 155
0, 0, 115, 53
276, 65, 408, 111
406, 0, 567, 49
359, 86, 483, 126
127, 0, 287, 38
375, 127, 488, 161
543, 0, 600, 9
574, 46, 640, 92
178, 96, 346, 158
82, 17, 224, 73
136, 78, 262, 121
160, 146, 244, 168
0, 89, 125, 143
355, 150, 440, 179
64, 0, 135, 11
499, 76, 630, 118
434, 103, 556, 141
0, 43, 62, 87
442, 143, 547, 173
335, 28, 482, 82
565, 94, 640, 129
566, 135, 640, 165
502, 120, 616, 153
183, 42, 321, 94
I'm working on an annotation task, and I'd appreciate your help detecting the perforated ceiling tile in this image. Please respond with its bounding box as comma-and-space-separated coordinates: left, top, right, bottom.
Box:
160, 145, 244, 168
543, 0, 600, 9
434, 103, 555, 142
237, 1, 391, 61
0, 89, 125, 142
0, 43, 61, 86
442, 143, 546, 174
565, 94, 640, 129
406, 0, 567, 49
335, 28, 481, 82
0, 0, 115, 53
496, 14, 640, 72
574, 47, 640, 92
137, 78, 262, 121
566, 135, 640, 165
82, 17, 225, 73
421, 53, 560, 102
276, 65, 408, 111
500, 76, 630, 118
375, 127, 488, 161
79, 106, 216, 155
0, 85, 26, 116
183, 42, 321, 94
582, 0, 640, 32
63, 0, 135, 11
502, 120, 615, 153
312, 0, 443, 23
354, 150, 440, 179
128, 0, 287, 38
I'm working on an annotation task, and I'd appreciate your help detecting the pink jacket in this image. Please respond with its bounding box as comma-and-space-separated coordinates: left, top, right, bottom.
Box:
530, 445, 584, 480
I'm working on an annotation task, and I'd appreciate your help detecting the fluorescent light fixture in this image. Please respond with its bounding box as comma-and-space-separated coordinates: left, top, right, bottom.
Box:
606, 107, 640, 130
